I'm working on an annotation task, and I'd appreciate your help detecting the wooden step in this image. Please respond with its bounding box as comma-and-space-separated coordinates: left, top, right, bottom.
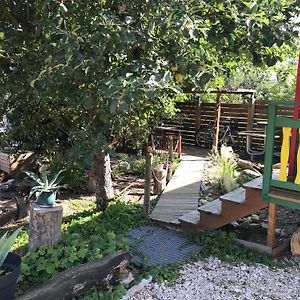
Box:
243, 176, 263, 190
268, 187, 300, 205
179, 210, 200, 226
199, 199, 221, 215
220, 187, 245, 204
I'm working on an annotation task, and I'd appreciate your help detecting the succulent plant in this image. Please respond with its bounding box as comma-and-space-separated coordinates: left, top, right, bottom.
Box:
25, 168, 66, 199
0, 228, 22, 269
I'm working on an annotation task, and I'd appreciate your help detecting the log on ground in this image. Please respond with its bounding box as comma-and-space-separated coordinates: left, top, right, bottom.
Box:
17, 250, 132, 300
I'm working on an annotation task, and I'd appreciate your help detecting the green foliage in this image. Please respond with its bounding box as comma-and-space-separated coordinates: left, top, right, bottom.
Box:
48, 159, 89, 194
16, 200, 147, 295
114, 154, 176, 176
207, 147, 239, 193
193, 230, 274, 265
25, 168, 66, 199
139, 265, 181, 286
1, 0, 300, 160
226, 59, 297, 101
0, 227, 22, 268
76, 285, 127, 300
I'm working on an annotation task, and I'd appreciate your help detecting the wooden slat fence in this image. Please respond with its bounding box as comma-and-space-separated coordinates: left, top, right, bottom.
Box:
164, 100, 293, 151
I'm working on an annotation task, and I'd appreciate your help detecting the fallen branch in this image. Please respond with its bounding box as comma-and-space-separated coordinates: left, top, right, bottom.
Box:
17, 251, 132, 300
237, 158, 262, 174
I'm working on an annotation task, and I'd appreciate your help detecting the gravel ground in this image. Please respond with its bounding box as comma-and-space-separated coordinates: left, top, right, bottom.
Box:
130, 257, 300, 300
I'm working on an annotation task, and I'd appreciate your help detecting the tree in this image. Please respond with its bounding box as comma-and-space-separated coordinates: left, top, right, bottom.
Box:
1, 0, 300, 210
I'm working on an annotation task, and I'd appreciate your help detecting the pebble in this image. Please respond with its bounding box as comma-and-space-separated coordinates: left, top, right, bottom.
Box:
129, 257, 300, 300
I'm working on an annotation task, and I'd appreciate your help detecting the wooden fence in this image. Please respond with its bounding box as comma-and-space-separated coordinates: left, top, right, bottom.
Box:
164, 100, 293, 151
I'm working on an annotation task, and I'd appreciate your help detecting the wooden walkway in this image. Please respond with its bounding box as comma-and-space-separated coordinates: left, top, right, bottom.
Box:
150, 147, 209, 224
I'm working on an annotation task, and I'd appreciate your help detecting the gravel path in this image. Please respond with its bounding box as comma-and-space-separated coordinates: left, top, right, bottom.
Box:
130, 257, 300, 300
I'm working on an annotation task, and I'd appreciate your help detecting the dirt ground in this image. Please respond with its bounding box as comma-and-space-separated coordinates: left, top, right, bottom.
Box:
0, 171, 145, 230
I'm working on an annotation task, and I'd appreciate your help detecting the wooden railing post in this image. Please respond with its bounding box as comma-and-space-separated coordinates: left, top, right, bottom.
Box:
195, 99, 202, 131
247, 94, 256, 131
213, 92, 222, 153
143, 153, 153, 216
168, 137, 173, 160
178, 134, 182, 158
267, 203, 277, 248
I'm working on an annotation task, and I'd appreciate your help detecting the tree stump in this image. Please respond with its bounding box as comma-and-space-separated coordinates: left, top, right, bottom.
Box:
29, 203, 63, 249
153, 165, 167, 194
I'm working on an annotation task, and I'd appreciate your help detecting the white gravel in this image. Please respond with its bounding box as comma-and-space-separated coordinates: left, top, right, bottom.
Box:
129, 257, 300, 300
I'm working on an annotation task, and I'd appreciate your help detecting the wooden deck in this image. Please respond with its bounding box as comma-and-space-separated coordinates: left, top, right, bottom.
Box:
150, 147, 209, 224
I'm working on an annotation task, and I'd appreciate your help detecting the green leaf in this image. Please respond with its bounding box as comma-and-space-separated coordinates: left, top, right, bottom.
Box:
49, 169, 66, 187
24, 171, 43, 185
0, 227, 22, 267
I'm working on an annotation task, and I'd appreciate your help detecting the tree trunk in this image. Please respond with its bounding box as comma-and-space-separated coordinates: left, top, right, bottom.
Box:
93, 150, 114, 211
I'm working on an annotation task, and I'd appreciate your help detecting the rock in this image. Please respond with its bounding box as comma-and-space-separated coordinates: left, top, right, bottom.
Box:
0, 179, 16, 192
239, 221, 250, 230
230, 221, 239, 228
200, 199, 208, 205
280, 229, 288, 238
275, 229, 281, 236
251, 214, 260, 223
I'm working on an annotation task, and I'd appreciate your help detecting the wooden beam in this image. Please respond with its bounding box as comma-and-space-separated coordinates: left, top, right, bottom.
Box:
182, 88, 256, 95
267, 203, 277, 248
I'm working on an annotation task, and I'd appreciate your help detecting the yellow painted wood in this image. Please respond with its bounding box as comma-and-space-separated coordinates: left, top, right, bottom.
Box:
279, 127, 291, 182
295, 129, 300, 184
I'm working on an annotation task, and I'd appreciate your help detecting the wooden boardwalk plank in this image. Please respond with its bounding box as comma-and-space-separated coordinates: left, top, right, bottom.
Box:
150, 147, 208, 224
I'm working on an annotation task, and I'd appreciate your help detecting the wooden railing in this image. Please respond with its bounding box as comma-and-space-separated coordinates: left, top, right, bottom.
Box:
262, 102, 300, 209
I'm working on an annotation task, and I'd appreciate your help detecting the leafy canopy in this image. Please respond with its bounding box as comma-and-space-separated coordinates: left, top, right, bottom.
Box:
0, 0, 299, 160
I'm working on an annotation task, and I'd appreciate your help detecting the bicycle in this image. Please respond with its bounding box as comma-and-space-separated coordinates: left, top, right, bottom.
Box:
195, 118, 243, 152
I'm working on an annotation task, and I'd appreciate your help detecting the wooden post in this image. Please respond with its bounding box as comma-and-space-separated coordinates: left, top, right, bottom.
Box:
247, 94, 255, 131
178, 134, 182, 158
213, 92, 222, 153
195, 99, 202, 131
267, 203, 277, 248
29, 203, 63, 249
168, 137, 173, 160
143, 153, 153, 216
166, 165, 172, 183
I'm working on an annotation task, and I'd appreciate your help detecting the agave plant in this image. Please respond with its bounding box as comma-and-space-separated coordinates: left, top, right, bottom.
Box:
25, 168, 66, 199
0, 227, 22, 270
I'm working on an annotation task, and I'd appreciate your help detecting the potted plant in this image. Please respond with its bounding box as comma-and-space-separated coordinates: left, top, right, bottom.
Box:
25, 168, 66, 207
0, 228, 22, 300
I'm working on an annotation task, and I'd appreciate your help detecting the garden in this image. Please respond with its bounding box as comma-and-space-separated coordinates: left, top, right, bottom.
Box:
1, 1, 300, 299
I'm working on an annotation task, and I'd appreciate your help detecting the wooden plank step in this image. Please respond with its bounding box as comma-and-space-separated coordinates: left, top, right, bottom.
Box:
243, 176, 263, 190
199, 199, 221, 215
220, 187, 245, 204
178, 210, 200, 225
268, 187, 300, 205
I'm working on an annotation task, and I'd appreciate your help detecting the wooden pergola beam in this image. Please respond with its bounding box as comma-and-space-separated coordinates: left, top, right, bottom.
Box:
182, 88, 256, 95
